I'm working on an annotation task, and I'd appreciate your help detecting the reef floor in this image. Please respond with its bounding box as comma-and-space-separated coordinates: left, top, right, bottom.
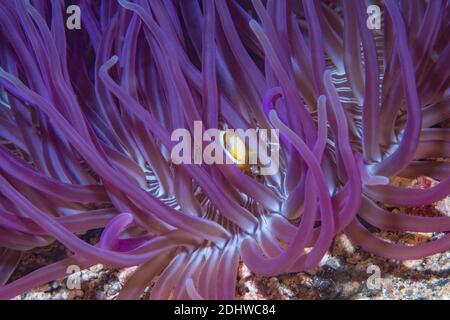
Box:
10, 176, 450, 300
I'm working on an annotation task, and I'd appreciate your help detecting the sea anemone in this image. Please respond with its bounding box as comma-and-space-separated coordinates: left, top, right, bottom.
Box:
0, 0, 449, 299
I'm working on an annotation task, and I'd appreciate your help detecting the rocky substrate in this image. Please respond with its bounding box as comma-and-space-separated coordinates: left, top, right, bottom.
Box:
9, 176, 450, 300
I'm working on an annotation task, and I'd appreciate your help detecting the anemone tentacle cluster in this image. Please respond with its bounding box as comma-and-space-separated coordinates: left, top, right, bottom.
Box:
0, 0, 449, 299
